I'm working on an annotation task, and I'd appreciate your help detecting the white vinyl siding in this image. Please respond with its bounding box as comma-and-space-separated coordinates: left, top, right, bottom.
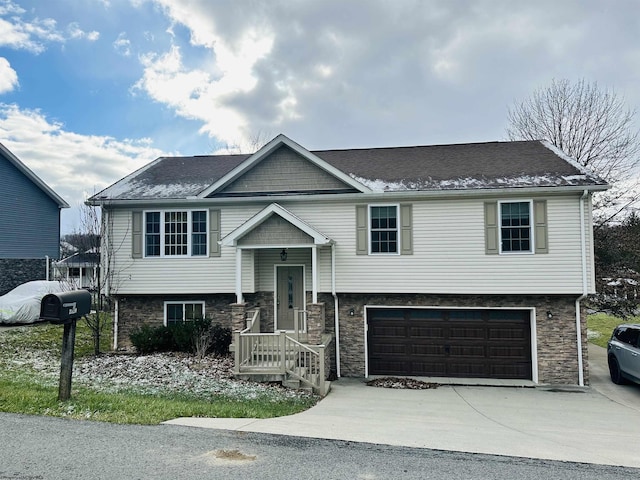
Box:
106, 194, 595, 296
107, 208, 250, 295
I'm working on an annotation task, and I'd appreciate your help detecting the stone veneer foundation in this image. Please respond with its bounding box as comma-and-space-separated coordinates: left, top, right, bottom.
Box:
114, 292, 588, 386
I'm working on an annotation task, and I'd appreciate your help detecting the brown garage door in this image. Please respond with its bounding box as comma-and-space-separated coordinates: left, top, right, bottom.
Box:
367, 308, 532, 379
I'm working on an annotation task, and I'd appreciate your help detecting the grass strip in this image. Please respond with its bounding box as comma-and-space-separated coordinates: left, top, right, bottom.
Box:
0, 377, 316, 424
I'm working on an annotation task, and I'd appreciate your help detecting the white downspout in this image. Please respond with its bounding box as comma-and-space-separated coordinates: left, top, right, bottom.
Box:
235, 248, 244, 304
331, 243, 341, 378
113, 298, 119, 351
576, 189, 589, 387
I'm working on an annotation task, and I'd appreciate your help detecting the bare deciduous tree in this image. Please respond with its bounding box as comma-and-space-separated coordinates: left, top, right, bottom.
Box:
73, 201, 106, 355
507, 79, 640, 225
221, 130, 272, 154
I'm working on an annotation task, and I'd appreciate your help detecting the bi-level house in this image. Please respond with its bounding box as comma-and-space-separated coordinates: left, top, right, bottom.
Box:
89, 134, 608, 393
0, 142, 69, 295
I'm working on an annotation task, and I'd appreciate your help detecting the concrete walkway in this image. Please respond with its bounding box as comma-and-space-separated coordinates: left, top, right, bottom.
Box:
165, 345, 640, 468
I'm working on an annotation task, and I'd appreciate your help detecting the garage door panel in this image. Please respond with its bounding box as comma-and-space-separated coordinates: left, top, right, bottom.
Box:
371, 344, 406, 355
369, 358, 409, 376
488, 346, 529, 360
488, 326, 526, 340
410, 362, 447, 376
368, 308, 532, 380
449, 327, 486, 340
411, 344, 445, 356
409, 326, 445, 339
449, 345, 486, 358
370, 325, 406, 337
448, 363, 486, 377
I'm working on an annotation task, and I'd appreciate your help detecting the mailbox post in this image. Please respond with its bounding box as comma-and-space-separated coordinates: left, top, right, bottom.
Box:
40, 290, 92, 401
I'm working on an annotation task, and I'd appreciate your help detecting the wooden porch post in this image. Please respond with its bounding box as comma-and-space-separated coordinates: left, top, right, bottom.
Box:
312, 245, 318, 303
235, 248, 243, 304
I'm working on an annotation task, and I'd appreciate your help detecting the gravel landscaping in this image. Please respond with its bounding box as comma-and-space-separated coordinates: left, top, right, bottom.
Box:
0, 325, 317, 403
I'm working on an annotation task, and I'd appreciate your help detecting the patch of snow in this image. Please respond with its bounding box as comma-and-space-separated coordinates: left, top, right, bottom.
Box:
98, 179, 212, 199
540, 140, 605, 183
349, 172, 598, 192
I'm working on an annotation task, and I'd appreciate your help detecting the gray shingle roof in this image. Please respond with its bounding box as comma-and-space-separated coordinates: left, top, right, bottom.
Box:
91, 139, 608, 201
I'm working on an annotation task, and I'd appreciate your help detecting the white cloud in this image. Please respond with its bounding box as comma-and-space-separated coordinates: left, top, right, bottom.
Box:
113, 32, 131, 56
0, 57, 18, 93
133, 0, 275, 145
0, 2, 99, 52
0, 103, 167, 233
0, 0, 24, 16
134, 45, 253, 142
128, 0, 640, 151
67, 22, 100, 41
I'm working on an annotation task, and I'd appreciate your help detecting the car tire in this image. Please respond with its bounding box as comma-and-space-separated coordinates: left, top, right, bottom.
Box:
608, 356, 627, 385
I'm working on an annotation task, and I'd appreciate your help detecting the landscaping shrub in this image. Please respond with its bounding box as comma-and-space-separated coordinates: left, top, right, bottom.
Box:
210, 324, 232, 356
129, 324, 172, 354
129, 320, 232, 357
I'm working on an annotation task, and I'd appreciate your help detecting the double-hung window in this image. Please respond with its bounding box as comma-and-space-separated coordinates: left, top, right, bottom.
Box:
144, 210, 208, 257
499, 201, 532, 253
370, 205, 398, 254
165, 301, 205, 326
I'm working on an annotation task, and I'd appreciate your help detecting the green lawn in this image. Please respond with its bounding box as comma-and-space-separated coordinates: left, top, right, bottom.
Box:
587, 313, 639, 348
0, 319, 318, 424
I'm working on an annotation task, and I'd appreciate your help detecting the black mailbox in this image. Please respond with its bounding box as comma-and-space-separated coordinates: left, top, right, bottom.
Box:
40, 290, 92, 324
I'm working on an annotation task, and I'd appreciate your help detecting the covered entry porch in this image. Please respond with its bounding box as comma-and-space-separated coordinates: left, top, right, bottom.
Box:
221, 203, 336, 395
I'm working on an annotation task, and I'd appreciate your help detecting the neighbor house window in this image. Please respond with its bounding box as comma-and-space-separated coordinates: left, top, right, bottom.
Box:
370, 205, 398, 254
500, 201, 532, 253
144, 210, 207, 257
165, 301, 205, 326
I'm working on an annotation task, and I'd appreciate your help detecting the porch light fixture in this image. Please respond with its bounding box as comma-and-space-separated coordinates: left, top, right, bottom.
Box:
280, 249, 288, 261
348, 308, 355, 316
546, 310, 553, 319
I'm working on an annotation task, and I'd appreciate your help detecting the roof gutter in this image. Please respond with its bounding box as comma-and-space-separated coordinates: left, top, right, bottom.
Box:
87, 184, 610, 208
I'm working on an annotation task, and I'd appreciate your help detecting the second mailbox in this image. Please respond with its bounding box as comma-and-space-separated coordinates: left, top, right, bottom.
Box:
40, 290, 92, 324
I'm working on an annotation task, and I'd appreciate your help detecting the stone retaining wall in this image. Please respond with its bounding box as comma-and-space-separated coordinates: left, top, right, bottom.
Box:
0, 258, 50, 295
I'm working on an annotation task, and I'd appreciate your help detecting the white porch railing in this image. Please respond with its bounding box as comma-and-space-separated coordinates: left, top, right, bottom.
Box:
233, 309, 329, 395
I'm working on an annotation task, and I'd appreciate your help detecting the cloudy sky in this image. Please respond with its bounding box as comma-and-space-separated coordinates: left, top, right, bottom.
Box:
1, 0, 639, 234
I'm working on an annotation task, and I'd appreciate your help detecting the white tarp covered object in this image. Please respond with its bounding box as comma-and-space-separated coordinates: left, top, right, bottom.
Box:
0, 281, 69, 324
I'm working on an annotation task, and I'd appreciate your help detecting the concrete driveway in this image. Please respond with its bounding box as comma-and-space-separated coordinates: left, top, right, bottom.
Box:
167, 344, 640, 468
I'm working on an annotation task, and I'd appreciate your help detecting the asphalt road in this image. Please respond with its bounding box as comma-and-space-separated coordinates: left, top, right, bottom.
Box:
1, 412, 639, 480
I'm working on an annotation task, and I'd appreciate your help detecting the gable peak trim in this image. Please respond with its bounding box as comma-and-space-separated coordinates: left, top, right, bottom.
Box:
221, 202, 333, 247
198, 134, 371, 198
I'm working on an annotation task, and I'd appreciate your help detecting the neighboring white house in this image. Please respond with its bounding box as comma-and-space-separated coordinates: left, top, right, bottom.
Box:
89, 134, 608, 387
52, 250, 100, 291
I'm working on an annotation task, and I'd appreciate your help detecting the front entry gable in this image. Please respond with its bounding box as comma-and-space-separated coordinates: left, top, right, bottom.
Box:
221, 203, 333, 247
199, 134, 371, 198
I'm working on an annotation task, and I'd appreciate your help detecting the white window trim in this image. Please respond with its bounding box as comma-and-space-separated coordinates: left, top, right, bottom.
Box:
143, 209, 209, 258
368, 203, 401, 255
163, 301, 206, 326
498, 200, 535, 255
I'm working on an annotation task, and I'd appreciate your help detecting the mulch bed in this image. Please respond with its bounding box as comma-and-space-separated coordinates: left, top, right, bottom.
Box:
366, 377, 439, 389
